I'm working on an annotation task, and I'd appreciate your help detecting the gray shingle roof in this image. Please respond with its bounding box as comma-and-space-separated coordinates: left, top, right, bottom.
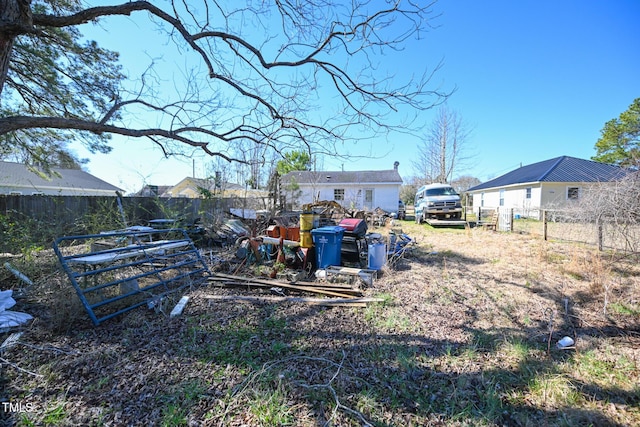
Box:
282, 169, 403, 184
468, 156, 627, 192
0, 161, 122, 194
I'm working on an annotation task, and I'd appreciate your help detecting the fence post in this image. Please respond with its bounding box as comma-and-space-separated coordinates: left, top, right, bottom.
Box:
509, 208, 514, 232
542, 210, 548, 241
597, 219, 603, 251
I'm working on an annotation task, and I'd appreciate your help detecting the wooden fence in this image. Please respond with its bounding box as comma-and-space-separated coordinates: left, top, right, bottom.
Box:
0, 194, 270, 253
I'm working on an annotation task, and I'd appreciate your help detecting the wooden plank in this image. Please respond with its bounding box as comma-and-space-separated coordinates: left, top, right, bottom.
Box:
207, 277, 363, 296
170, 296, 190, 317
208, 273, 355, 298
204, 294, 383, 307
216, 280, 355, 298
208, 275, 358, 290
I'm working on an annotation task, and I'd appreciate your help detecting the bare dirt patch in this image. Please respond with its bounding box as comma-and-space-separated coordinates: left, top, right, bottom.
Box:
2, 222, 639, 426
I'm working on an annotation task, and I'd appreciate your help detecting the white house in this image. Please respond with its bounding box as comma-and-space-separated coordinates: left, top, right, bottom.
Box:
281, 162, 403, 213
0, 161, 122, 196
466, 156, 627, 219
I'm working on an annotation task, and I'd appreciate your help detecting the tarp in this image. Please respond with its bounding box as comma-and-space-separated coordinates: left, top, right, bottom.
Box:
0, 290, 32, 332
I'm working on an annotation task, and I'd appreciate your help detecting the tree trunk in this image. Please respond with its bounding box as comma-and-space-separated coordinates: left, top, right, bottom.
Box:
0, 0, 31, 97
439, 114, 448, 183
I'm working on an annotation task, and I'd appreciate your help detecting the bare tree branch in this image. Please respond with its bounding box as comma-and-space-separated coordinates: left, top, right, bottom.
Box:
0, 115, 242, 162
1, 0, 450, 182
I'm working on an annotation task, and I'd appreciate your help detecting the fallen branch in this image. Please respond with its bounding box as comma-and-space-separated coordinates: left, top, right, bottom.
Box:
0, 332, 23, 354
0, 356, 43, 377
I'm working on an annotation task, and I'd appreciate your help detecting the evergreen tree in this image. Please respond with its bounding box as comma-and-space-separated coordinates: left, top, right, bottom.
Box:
593, 98, 640, 168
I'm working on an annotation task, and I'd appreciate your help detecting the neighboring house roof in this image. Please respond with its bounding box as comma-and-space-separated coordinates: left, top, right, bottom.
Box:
160, 177, 265, 198
133, 184, 173, 197
179, 177, 244, 192
468, 156, 627, 192
282, 169, 403, 185
0, 161, 122, 195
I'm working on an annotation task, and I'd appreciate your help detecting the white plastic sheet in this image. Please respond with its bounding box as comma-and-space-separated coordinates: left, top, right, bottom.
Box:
0, 290, 32, 331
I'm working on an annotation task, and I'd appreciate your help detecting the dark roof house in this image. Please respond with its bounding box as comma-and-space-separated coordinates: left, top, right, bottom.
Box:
0, 161, 122, 196
468, 156, 626, 192
467, 155, 628, 220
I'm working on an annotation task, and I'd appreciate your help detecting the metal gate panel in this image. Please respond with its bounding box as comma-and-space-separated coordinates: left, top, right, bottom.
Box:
53, 228, 211, 325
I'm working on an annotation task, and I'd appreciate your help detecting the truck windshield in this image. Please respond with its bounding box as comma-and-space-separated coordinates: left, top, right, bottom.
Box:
426, 187, 458, 196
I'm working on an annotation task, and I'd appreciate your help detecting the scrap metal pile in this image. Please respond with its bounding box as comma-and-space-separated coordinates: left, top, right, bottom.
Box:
47, 201, 416, 325
206, 202, 415, 289
197, 205, 415, 310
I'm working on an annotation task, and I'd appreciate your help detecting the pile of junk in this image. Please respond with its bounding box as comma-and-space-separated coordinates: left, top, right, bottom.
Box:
233, 202, 414, 279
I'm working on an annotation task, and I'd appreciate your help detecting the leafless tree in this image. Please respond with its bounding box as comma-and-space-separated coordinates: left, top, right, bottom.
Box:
571, 172, 640, 252
450, 175, 480, 193
0, 1, 448, 170
412, 105, 473, 184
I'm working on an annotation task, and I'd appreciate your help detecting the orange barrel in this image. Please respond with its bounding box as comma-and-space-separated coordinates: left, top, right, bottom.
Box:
286, 227, 300, 242
266, 225, 279, 238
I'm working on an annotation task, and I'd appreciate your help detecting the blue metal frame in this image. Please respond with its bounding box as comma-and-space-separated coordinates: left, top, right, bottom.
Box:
53, 228, 211, 325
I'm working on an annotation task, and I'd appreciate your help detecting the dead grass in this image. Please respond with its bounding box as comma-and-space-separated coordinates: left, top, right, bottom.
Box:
1, 221, 639, 426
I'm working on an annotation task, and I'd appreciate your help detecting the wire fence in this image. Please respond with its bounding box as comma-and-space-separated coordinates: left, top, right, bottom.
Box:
500, 208, 639, 253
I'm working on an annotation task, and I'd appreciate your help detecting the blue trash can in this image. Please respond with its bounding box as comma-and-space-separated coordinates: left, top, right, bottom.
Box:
368, 243, 387, 270
311, 226, 344, 268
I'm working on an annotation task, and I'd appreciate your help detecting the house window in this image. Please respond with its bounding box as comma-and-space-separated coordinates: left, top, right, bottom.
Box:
567, 187, 580, 200
499, 189, 505, 206
525, 188, 532, 199
334, 188, 345, 201
364, 189, 373, 203
480, 192, 484, 207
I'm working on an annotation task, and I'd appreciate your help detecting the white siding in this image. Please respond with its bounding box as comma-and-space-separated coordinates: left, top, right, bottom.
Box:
295, 182, 400, 212
540, 182, 586, 208
470, 182, 594, 220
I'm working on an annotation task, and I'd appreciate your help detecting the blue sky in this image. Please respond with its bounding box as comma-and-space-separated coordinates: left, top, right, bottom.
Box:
73, 1, 640, 193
